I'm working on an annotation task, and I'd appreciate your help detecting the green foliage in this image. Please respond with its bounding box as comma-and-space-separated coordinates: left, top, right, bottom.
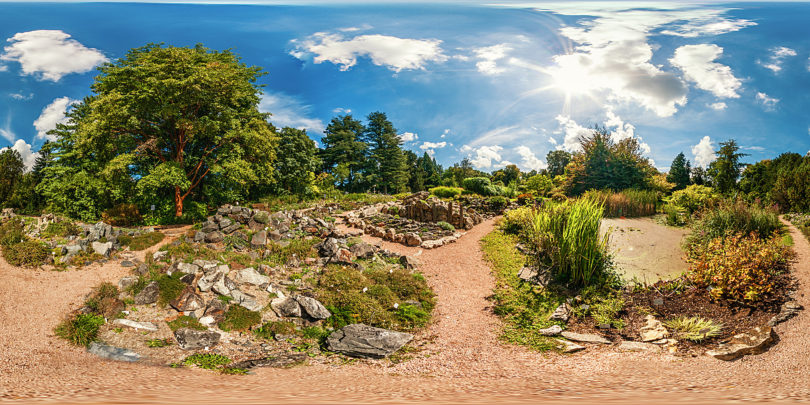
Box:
491, 164, 520, 186
275, 127, 322, 195
320, 115, 368, 192
155, 272, 188, 306
117, 232, 165, 251
666, 152, 692, 191
0, 148, 24, 206
576, 288, 625, 328
430, 186, 462, 199
264, 238, 319, 266
254, 321, 297, 339
316, 263, 435, 331
0, 219, 25, 247
524, 174, 553, 196
500, 206, 534, 235
436, 221, 455, 232
462, 177, 500, 196
686, 233, 792, 303
583, 189, 659, 217
55, 313, 105, 347
664, 317, 723, 342
708, 140, 748, 195
488, 196, 509, 211
167, 315, 206, 331
101, 203, 143, 227
41, 221, 80, 239
663, 204, 688, 227
183, 353, 232, 370
364, 112, 408, 194
3, 239, 50, 267
669, 185, 718, 214
546, 150, 571, 177
145, 338, 173, 347
688, 200, 782, 245
218, 305, 261, 331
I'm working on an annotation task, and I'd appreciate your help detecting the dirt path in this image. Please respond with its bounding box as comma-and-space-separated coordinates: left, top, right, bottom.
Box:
1, 220, 810, 403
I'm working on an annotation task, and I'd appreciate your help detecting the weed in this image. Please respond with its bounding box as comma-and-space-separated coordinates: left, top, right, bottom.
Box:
167, 315, 206, 332
54, 313, 105, 347
146, 338, 173, 347
254, 321, 297, 339
584, 189, 660, 218
664, 317, 723, 342
218, 305, 261, 332
182, 353, 231, 369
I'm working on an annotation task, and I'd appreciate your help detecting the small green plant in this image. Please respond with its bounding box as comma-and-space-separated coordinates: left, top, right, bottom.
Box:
118, 232, 165, 251
3, 239, 51, 267
218, 305, 261, 331
219, 367, 249, 375
664, 317, 723, 342
54, 313, 105, 347
217, 294, 233, 303
182, 353, 232, 369
254, 321, 297, 339
436, 221, 455, 232
155, 272, 187, 306
167, 315, 207, 331
146, 338, 173, 347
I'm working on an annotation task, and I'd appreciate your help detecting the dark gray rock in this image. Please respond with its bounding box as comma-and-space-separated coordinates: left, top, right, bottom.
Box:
194, 231, 206, 242
271, 297, 302, 317
88, 342, 141, 362
349, 242, 376, 259
229, 353, 308, 370
133, 281, 159, 305
326, 324, 413, 359
317, 238, 340, 258
399, 255, 419, 270
170, 286, 205, 312
121, 260, 135, 267
221, 224, 240, 234
204, 231, 224, 243
174, 328, 221, 350
768, 300, 803, 326
295, 295, 331, 320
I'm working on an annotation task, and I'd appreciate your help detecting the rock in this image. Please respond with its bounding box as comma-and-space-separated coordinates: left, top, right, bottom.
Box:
152, 250, 168, 261
556, 339, 586, 353
133, 281, 159, 305
65, 244, 83, 256
88, 342, 141, 362
170, 286, 205, 312
177, 262, 201, 275
271, 297, 302, 318
252, 211, 270, 224
113, 319, 158, 332
639, 315, 669, 342
229, 353, 308, 369
768, 300, 803, 326
618, 341, 659, 352
194, 231, 206, 242
333, 248, 354, 264
549, 303, 572, 322
204, 231, 224, 243
234, 267, 270, 286
404, 233, 422, 247
350, 242, 376, 259
560, 331, 610, 344
118, 276, 138, 291
212, 275, 236, 296
317, 238, 340, 258
231, 289, 263, 312
92, 241, 113, 257
218, 217, 233, 229
326, 324, 413, 359
251, 230, 267, 248
517, 266, 551, 286
174, 328, 221, 350
537, 325, 563, 336
178, 273, 196, 286
204, 298, 227, 322
120, 260, 135, 267
221, 224, 241, 234
295, 295, 331, 320
706, 326, 775, 361
399, 255, 419, 270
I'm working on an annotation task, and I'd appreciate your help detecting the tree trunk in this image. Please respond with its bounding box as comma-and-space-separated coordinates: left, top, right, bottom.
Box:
174, 186, 184, 217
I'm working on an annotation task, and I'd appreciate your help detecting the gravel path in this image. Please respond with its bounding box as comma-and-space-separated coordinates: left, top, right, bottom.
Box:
1, 219, 809, 403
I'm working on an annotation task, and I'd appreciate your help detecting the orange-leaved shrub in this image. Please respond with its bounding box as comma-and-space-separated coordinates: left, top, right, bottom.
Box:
686, 233, 793, 304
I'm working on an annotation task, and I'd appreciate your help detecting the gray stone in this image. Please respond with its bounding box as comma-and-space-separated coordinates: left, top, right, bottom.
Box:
218, 217, 233, 229
234, 267, 269, 286
318, 238, 340, 258
399, 255, 419, 270
706, 326, 775, 361
560, 331, 611, 344
177, 262, 201, 275
326, 324, 413, 359
251, 231, 267, 248
349, 242, 376, 259
549, 303, 572, 322
92, 241, 113, 257
204, 231, 224, 243
555, 339, 585, 353
88, 342, 141, 362
617, 341, 660, 352
113, 318, 158, 332
231, 289, 263, 312
537, 325, 563, 336
212, 275, 236, 296
65, 244, 83, 256
768, 300, 803, 326
404, 233, 422, 247
174, 328, 221, 350
133, 281, 159, 305
639, 315, 669, 342
229, 353, 307, 369
267, 230, 282, 241
194, 231, 206, 242
170, 286, 205, 312
221, 224, 241, 234
118, 276, 138, 291
295, 295, 331, 320
120, 260, 135, 267
271, 297, 302, 317
252, 211, 271, 224
152, 250, 168, 261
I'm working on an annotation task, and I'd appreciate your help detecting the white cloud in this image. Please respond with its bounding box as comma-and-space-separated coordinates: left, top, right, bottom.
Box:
554, 115, 593, 153
34, 97, 75, 141
290, 32, 447, 72
259, 92, 325, 134
332, 107, 352, 114
0, 64, 7, 72
0, 118, 14, 143
473, 43, 511, 75
670, 44, 741, 99
339, 24, 372, 33
9, 92, 33, 100
440, 128, 449, 138
515, 145, 547, 171
419, 141, 447, 156
400, 132, 418, 142
548, 136, 557, 145
756, 92, 779, 110
604, 110, 650, 154
1, 30, 107, 82
691, 135, 715, 168
709, 102, 727, 110
464, 145, 504, 169
0, 139, 39, 171
758, 46, 796, 73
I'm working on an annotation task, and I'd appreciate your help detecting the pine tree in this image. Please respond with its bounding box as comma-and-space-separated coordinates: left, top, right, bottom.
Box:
320, 115, 367, 192
666, 152, 691, 190
708, 140, 748, 194
405, 150, 425, 192
363, 112, 407, 194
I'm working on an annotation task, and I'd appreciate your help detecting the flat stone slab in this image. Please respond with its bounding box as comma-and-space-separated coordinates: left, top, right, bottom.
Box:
561, 331, 611, 344
555, 339, 585, 353
537, 325, 563, 336
327, 324, 413, 359
706, 326, 775, 361
88, 342, 142, 362
229, 353, 308, 369
113, 319, 158, 331
617, 341, 660, 352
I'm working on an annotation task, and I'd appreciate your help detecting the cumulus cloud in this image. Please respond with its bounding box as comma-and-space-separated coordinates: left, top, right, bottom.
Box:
290, 32, 447, 72
419, 141, 447, 156
554, 115, 593, 152
473, 43, 511, 75
34, 97, 75, 141
756, 92, 779, 110
260, 92, 325, 134
692, 135, 716, 168
400, 132, 418, 142
0, 139, 39, 171
1, 30, 107, 82
332, 107, 352, 114
440, 128, 449, 138
670, 44, 741, 99
604, 110, 650, 154
759, 46, 796, 73
464, 145, 504, 169
709, 102, 727, 110
515, 145, 547, 171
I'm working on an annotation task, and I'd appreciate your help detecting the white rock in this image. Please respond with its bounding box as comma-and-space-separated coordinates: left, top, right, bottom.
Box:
113, 319, 158, 332
234, 267, 269, 286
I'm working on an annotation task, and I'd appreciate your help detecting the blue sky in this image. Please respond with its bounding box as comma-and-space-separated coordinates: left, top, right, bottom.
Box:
1, 1, 809, 173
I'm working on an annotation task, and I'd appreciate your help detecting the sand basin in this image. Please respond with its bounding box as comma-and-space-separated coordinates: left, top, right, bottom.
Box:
601, 217, 689, 283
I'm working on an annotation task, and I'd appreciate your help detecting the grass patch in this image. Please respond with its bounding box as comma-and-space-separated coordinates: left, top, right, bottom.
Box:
664, 317, 723, 342
0, 219, 25, 247
118, 232, 165, 251
41, 221, 81, 239
145, 338, 173, 348
54, 313, 105, 347
182, 353, 231, 370
687, 200, 782, 246
3, 239, 51, 267
167, 315, 206, 332
218, 305, 261, 332
155, 272, 187, 306
254, 321, 297, 340
264, 238, 320, 267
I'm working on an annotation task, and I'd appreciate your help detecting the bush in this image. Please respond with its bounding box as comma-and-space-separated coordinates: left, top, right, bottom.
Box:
488, 196, 509, 211
0, 219, 25, 247
663, 204, 688, 227
669, 185, 718, 214
664, 317, 723, 342
430, 186, 463, 199
462, 177, 502, 196
500, 206, 534, 235
41, 221, 81, 238
155, 272, 187, 306
167, 315, 206, 331
583, 189, 659, 218
516, 193, 534, 206
55, 313, 105, 347
102, 203, 143, 227
436, 221, 455, 232
3, 239, 50, 267
218, 305, 261, 331
686, 233, 793, 303
118, 232, 165, 251
183, 353, 232, 370
524, 174, 553, 196
688, 200, 782, 245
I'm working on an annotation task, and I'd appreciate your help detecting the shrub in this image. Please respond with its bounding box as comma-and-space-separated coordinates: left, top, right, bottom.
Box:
462, 177, 501, 196
167, 315, 206, 331
664, 317, 723, 342
429, 186, 462, 199
500, 206, 534, 235
218, 305, 261, 331
55, 313, 105, 347
183, 353, 232, 370
3, 239, 50, 267
83, 282, 123, 317
0, 219, 25, 247
436, 221, 455, 232
516, 193, 534, 206
155, 272, 187, 306
669, 185, 718, 214
524, 174, 553, 196
583, 189, 659, 218
488, 196, 509, 211
255, 321, 297, 339
686, 233, 793, 303
118, 232, 165, 251
663, 204, 688, 227
41, 221, 80, 238
102, 203, 143, 227
688, 200, 782, 245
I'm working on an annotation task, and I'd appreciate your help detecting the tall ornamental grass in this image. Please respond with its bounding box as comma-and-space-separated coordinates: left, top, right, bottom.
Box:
583, 189, 660, 218
688, 200, 782, 245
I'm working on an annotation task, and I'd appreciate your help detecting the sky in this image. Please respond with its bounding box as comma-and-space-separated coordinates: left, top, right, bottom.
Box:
1, 2, 809, 173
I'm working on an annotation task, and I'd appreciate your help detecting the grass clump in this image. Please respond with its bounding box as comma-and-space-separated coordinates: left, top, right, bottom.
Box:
687, 200, 782, 246
118, 232, 165, 251
264, 238, 319, 267
182, 353, 231, 369
41, 221, 81, 238
54, 313, 105, 347
145, 338, 173, 348
167, 315, 206, 331
584, 189, 659, 218
0, 219, 25, 247
218, 305, 261, 332
664, 317, 723, 342
83, 282, 123, 317
575, 287, 625, 329
436, 221, 455, 232
3, 239, 51, 267
254, 321, 297, 339
155, 272, 187, 306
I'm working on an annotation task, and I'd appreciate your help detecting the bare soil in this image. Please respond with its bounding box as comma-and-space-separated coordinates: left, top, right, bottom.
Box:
602, 217, 690, 282
2, 219, 810, 403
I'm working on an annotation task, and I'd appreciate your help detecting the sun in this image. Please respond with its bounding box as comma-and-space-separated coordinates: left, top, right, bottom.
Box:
547, 55, 594, 97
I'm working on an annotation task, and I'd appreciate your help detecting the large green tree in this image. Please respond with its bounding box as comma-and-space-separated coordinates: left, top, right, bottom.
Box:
363, 112, 407, 193
0, 148, 24, 206
708, 140, 747, 195
274, 127, 321, 195
40, 44, 277, 220
666, 152, 691, 191
320, 114, 367, 192
492, 164, 520, 186
546, 150, 571, 177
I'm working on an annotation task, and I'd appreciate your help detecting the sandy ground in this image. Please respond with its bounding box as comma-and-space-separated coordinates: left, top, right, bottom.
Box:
1, 219, 809, 404
602, 217, 690, 282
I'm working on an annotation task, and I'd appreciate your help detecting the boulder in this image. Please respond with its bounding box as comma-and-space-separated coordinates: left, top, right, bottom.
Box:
212, 275, 236, 297
231, 289, 262, 312
326, 324, 413, 359
133, 281, 159, 305
549, 303, 572, 322
118, 276, 138, 291
203, 298, 227, 323
295, 296, 331, 320
639, 315, 669, 342
204, 231, 224, 244
350, 242, 376, 259
768, 300, 803, 326
252, 211, 271, 224
174, 328, 221, 350
317, 238, 340, 258
399, 255, 419, 270
170, 286, 205, 312
706, 326, 775, 361
88, 342, 141, 362
251, 231, 267, 248
221, 224, 241, 234
194, 231, 206, 242
92, 241, 113, 257
120, 260, 135, 267
65, 244, 83, 256
560, 331, 610, 344
234, 267, 269, 286
618, 341, 659, 352
176, 262, 201, 275
334, 248, 354, 264
271, 297, 302, 318
152, 250, 168, 261
404, 233, 422, 247
113, 319, 158, 332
